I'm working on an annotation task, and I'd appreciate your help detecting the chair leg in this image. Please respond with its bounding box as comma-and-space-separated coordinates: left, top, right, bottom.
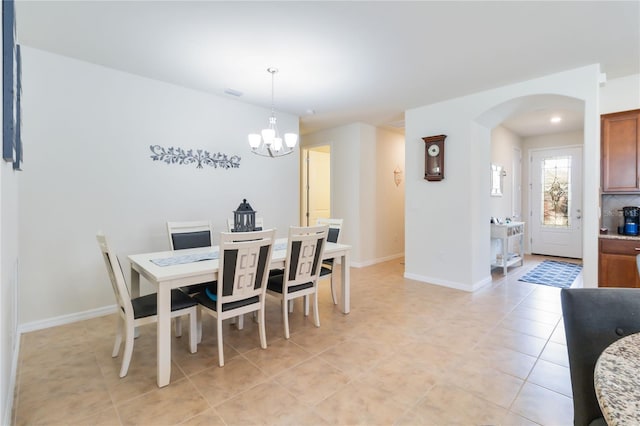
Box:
330, 272, 338, 305
188, 310, 197, 354
258, 308, 267, 349
120, 322, 135, 378
282, 297, 290, 339
217, 318, 224, 367
237, 314, 244, 330
313, 291, 320, 327
112, 315, 124, 358
174, 317, 183, 337
304, 295, 309, 317
288, 299, 294, 313
196, 309, 203, 344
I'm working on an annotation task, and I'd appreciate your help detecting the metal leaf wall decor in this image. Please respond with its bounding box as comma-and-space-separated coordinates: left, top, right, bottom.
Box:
149, 145, 241, 169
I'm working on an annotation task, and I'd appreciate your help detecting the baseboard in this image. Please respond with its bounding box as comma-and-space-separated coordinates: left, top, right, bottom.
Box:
351, 253, 404, 268
2, 335, 20, 426
18, 304, 117, 334
403, 272, 492, 292
471, 275, 493, 291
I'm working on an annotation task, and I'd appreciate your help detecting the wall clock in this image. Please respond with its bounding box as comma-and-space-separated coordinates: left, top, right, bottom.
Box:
422, 135, 446, 181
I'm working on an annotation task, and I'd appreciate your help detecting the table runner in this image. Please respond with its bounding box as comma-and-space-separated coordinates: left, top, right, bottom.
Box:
151, 242, 288, 267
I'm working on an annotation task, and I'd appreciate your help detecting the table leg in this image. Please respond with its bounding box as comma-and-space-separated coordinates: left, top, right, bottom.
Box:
130, 268, 140, 297
340, 252, 350, 314
157, 285, 171, 387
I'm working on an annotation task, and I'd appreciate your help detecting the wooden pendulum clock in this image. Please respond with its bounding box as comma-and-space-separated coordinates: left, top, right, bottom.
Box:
422, 135, 446, 181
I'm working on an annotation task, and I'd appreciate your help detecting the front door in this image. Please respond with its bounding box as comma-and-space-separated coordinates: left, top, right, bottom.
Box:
530, 146, 583, 258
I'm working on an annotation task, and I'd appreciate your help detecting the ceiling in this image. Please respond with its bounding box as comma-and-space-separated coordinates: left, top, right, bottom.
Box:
15, 1, 640, 136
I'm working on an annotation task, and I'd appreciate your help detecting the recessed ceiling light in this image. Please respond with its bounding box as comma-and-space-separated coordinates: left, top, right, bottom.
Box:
550, 116, 562, 123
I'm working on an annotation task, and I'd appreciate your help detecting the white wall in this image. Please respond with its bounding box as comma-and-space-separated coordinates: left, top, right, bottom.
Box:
0, 159, 18, 426
405, 65, 601, 291
18, 47, 299, 326
302, 123, 405, 266
600, 73, 640, 114
490, 126, 522, 219
0, 20, 20, 424
374, 127, 405, 262
303, 124, 362, 262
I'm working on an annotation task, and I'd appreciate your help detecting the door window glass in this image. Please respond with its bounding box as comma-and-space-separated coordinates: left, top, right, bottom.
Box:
541, 156, 571, 227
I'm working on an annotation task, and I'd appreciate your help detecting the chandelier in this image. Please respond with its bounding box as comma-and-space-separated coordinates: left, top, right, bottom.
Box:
248, 68, 298, 158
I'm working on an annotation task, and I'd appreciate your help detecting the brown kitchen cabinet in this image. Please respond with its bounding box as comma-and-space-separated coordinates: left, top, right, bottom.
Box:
601, 109, 640, 193
599, 238, 640, 287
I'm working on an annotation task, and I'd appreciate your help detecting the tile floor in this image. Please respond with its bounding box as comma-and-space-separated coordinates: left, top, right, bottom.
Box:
12, 255, 581, 425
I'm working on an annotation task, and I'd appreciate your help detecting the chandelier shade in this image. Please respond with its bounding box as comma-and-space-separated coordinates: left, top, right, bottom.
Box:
248, 68, 298, 158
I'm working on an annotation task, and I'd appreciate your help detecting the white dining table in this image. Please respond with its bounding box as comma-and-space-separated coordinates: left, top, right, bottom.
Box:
128, 238, 351, 387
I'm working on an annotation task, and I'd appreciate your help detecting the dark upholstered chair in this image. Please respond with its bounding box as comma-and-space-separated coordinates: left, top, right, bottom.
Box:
193, 229, 275, 366
166, 220, 215, 295
561, 288, 640, 426
96, 233, 197, 377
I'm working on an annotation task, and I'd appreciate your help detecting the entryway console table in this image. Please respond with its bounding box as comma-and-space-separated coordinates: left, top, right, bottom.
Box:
491, 221, 525, 275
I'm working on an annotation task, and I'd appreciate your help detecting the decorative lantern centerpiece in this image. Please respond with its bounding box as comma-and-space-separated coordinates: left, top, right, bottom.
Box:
233, 199, 256, 232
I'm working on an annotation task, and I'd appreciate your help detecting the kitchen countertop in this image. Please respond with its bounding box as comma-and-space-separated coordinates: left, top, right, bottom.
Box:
599, 233, 640, 241
594, 332, 640, 426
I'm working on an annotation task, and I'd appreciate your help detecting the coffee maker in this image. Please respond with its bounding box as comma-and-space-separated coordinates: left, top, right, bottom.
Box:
621, 206, 640, 236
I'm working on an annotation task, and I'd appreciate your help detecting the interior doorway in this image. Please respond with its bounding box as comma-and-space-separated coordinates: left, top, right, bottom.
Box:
301, 145, 331, 226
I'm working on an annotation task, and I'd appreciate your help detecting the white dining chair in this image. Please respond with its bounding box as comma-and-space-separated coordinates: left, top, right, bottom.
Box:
267, 225, 328, 339
167, 220, 214, 251
166, 220, 215, 296
192, 229, 275, 366
316, 218, 343, 305
96, 233, 198, 377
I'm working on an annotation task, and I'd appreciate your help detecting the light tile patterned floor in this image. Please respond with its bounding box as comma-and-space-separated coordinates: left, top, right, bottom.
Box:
12, 255, 580, 425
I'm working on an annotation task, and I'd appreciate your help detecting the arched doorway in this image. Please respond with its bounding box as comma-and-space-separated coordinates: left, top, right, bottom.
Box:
477, 94, 586, 269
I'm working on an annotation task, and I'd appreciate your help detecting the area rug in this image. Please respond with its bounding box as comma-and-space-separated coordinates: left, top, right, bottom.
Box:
518, 260, 582, 289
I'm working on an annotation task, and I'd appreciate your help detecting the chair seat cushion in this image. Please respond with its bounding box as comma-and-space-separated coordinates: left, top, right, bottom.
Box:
180, 281, 216, 295
269, 268, 284, 277
267, 274, 314, 294
320, 266, 332, 277
131, 289, 197, 319
193, 292, 259, 312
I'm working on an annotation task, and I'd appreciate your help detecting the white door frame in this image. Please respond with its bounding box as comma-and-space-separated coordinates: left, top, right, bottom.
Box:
301, 144, 332, 226
512, 146, 522, 219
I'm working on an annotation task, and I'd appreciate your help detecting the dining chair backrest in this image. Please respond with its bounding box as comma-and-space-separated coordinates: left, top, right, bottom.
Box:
216, 229, 276, 305
226, 217, 264, 232
167, 220, 213, 250
96, 233, 133, 319
316, 218, 343, 244
284, 225, 328, 287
